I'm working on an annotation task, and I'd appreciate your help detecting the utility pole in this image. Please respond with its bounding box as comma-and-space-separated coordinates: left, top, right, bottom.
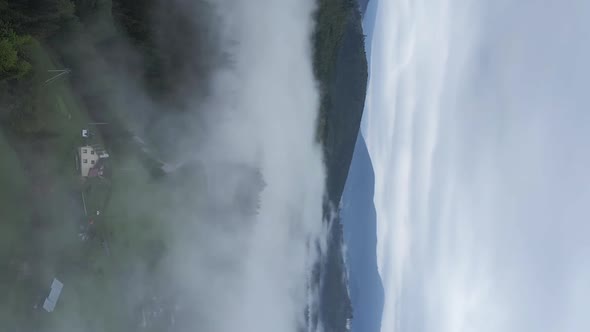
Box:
81, 191, 88, 216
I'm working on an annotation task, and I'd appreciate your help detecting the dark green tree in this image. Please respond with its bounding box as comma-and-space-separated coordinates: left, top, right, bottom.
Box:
0, 24, 32, 81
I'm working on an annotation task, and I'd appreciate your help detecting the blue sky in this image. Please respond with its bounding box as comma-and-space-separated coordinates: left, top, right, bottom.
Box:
361, 0, 590, 331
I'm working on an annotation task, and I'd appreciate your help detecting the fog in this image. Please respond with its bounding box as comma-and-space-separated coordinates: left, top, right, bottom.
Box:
132, 0, 329, 331
1, 0, 329, 331
152, 1, 329, 331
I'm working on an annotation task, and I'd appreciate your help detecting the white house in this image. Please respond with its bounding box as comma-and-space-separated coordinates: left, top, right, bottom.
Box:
79, 145, 100, 177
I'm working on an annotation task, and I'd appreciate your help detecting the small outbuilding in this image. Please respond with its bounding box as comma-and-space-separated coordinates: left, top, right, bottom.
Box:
43, 278, 63, 312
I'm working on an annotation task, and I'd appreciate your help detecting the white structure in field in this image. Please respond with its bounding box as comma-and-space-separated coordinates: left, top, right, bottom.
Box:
80, 145, 100, 177
43, 278, 63, 312
79, 145, 109, 177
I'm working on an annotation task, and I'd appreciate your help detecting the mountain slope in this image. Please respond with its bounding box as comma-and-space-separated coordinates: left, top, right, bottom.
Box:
320, 6, 368, 207
341, 132, 384, 332
356, 0, 371, 16
314, 1, 368, 330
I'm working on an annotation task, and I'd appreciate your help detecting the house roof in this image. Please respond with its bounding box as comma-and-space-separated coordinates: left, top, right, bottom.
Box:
87, 158, 107, 177
80, 145, 101, 177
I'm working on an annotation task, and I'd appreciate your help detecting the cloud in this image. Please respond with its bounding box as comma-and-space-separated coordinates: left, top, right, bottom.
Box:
363, 1, 590, 332
144, 1, 329, 331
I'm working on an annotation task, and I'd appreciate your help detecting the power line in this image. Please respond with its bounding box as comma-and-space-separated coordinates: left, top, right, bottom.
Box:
44, 69, 71, 85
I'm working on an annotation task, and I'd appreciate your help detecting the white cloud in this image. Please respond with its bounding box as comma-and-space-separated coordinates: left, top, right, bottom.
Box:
363, 1, 590, 332
162, 1, 328, 331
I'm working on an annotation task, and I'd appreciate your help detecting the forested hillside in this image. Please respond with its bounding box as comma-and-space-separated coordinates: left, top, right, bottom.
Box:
313, 0, 368, 331
314, 0, 368, 205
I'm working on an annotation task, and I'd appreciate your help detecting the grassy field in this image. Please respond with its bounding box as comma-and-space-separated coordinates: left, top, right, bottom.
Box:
20, 42, 165, 328
0, 133, 29, 247
0, 134, 37, 329
29, 43, 134, 330
29, 41, 97, 173
0, 38, 123, 328
2, 10, 171, 327
2, 1, 181, 329
0, 134, 31, 331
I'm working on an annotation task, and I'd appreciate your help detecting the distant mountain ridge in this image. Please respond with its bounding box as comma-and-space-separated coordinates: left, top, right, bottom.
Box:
340, 132, 384, 332
313, 0, 369, 330
356, 0, 371, 16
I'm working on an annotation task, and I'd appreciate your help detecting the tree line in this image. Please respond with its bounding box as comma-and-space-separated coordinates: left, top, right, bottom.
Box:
0, 0, 78, 80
